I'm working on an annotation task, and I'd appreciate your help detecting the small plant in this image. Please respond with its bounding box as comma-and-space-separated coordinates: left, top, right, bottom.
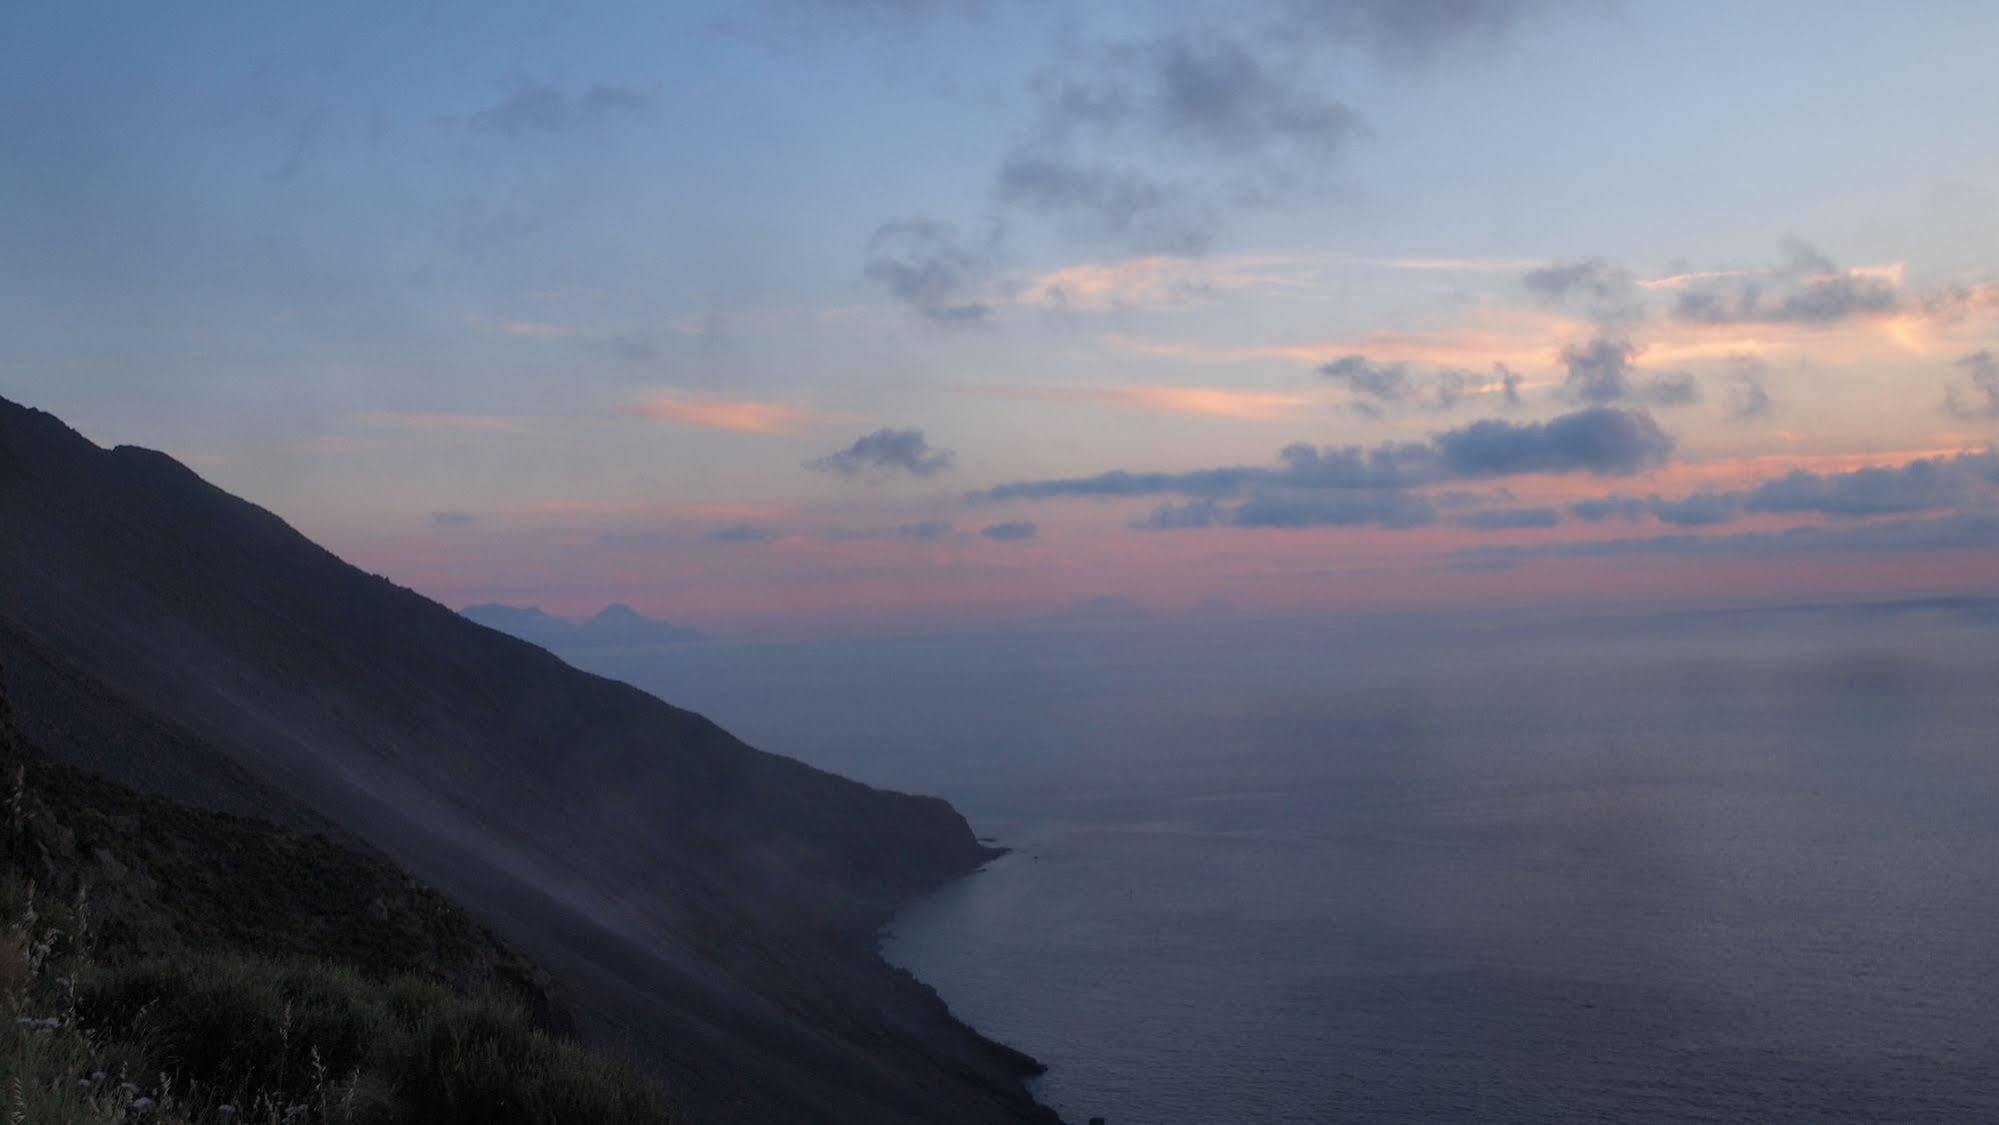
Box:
3, 878, 676, 1123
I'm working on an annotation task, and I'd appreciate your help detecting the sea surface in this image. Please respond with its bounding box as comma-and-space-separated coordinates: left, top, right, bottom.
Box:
567, 601, 1999, 1124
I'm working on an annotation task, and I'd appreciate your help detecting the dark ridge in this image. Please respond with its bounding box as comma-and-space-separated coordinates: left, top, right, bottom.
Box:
0, 395, 1055, 1124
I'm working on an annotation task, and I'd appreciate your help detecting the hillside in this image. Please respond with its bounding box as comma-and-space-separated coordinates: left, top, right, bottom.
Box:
2, 668, 677, 1121
0, 396, 1055, 1124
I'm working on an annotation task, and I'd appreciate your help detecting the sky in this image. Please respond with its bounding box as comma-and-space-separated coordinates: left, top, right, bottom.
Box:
6, 0, 1999, 635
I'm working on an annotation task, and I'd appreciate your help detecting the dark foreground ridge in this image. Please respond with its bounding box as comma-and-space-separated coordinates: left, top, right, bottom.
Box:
0, 395, 1056, 1124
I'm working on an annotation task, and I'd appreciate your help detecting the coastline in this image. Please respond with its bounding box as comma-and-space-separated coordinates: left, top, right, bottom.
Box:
875, 841, 1063, 1123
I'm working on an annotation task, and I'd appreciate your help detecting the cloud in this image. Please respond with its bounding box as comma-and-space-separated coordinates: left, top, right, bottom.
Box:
808, 428, 956, 477
986, 0, 1548, 251
1569, 492, 1742, 527
1134, 491, 1439, 531
1671, 240, 1902, 326
1724, 356, 1774, 420
1565, 451, 1999, 530
862, 218, 1002, 324
1522, 257, 1628, 302
994, 153, 1212, 254
980, 520, 1038, 542
1677, 274, 1898, 326
976, 406, 1672, 504
469, 80, 653, 138
1558, 337, 1700, 406
1320, 354, 1522, 413
710, 523, 782, 543
1432, 406, 1674, 477
1274, 0, 1555, 66
823, 519, 958, 542
1745, 457, 1978, 518
1454, 506, 1561, 531
1945, 350, 1999, 419
431, 510, 478, 528
1319, 355, 1412, 405
625, 392, 821, 434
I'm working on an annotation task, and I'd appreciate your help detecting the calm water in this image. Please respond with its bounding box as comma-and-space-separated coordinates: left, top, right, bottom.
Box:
568, 603, 1999, 1123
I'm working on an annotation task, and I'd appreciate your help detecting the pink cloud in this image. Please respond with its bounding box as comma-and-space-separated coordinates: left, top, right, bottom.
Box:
623, 392, 829, 435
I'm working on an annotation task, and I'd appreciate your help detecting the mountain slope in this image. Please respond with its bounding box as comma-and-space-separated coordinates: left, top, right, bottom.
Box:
0, 665, 560, 1016
0, 397, 1053, 1124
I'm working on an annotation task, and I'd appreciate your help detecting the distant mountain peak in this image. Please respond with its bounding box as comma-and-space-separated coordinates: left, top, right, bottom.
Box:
462, 602, 706, 648
1065, 594, 1152, 622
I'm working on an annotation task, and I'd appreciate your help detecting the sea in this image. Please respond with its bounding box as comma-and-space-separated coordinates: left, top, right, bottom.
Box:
566, 599, 1999, 1124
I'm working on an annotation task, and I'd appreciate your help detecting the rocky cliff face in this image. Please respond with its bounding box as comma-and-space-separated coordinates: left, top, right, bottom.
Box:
0, 396, 1054, 1124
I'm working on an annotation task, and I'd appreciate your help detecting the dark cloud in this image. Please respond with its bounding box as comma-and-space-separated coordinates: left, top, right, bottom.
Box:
977, 406, 1672, 504
1454, 506, 1562, 531
1745, 458, 1975, 518
470, 81, 653, 138
824, 519, 958, 542
1232, 490, 1439, 529
1433, 406, 1673, 477
1560, 337, 1636, 403
1724, 356, 1774, 420
845, 1, 1556, 258
991, 0, 1531, 251
1275, 0, 1556, 66
1564, 451, 1999, 531
431, 510, 477, 528
1776, 235, 1836, 276
994, 150, 1213, 255
1134, 491, 1439, 531
1150, 36, 1360, 156
1559, 336, 1700, 406
863, 219, 1000, 324
1568, 492, 1739, 527
1672, 240, 1900, 326
1319, 354, 1411, 406
1133, 499, 1226, 529
1522, 257, 1630, 303
1567, 495, 1648, 523
809, 428, 957, 478
1521, 255, 1644, 326
1945, 350, 1999, 420
1645, 370, 1701, 406
1676, 274, 1898, 325
1321, 355, 1518, 413
980, 520, 1038, 541
710, 524, 781, 543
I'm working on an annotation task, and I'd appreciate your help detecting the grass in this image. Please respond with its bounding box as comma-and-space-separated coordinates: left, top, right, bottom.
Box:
2, 878, 676, 1123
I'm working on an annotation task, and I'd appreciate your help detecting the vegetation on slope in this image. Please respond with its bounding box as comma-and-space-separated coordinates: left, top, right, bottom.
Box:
3, 883, 676, 1122
1, 670, 676, 1122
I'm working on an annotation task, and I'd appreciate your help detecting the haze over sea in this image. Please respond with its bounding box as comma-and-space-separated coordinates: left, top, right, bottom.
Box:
568, 600, 1999, 1124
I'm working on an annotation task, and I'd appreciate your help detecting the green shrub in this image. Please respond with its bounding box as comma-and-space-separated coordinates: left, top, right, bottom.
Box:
3, 883, 675, 1124
79, 955, 676, 1124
